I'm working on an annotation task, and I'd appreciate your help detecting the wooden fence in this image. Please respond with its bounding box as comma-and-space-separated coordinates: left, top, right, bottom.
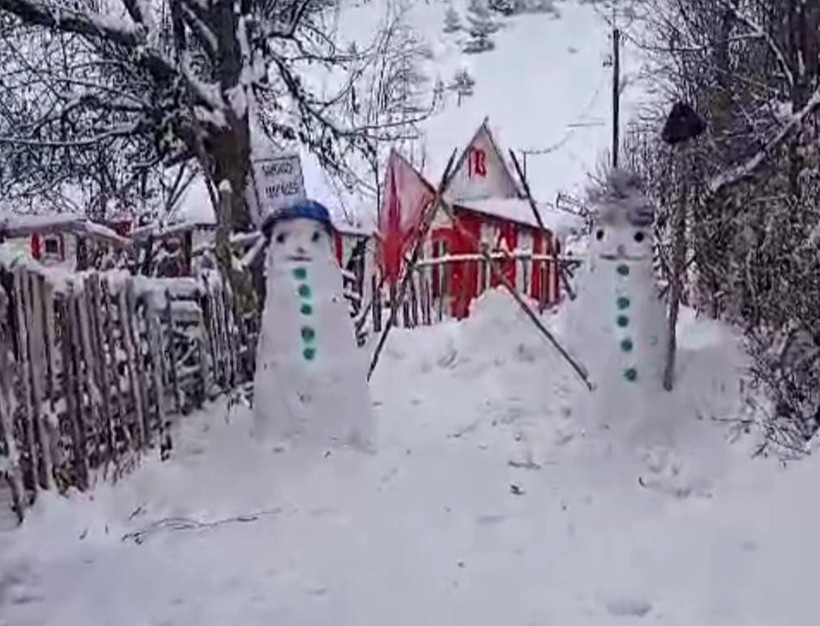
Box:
368, 254, 574, 332
0, 263, 255, 524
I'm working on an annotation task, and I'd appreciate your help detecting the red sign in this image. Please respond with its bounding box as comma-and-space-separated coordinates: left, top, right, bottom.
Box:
468, 147, 487, 178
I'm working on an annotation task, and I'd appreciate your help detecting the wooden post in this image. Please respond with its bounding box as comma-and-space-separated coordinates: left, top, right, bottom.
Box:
26, 273, 53, 490
409, 274, 419, 327
219, 286, 236, 388
61, 293, 89, 489
201, 283, 220, 390
12, 268, 38, 498
67, 290, 94, 472
195, 294, 211, 406
145, 303, 167, 455
164, 292, 182, 414
88, 275, 115, 467
371, 275, 382, 334
663, 179, 687, 392
101, 279, 127, 456
128, 282, 152, 443
40, 280, 61, 474
118, 281, 146, 449
76, 277, 106, 467
612, 27, 621, 168
0, 286, 25, 522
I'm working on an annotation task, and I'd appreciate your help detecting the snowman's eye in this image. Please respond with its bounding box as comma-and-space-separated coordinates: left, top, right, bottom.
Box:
311, 230, 322, 243
275, 232, 287, 244
634, 231, 645, 243
595, 229, 605, 240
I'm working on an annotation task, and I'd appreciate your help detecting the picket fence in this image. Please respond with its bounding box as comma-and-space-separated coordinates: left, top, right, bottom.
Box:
0, 263, 255, 524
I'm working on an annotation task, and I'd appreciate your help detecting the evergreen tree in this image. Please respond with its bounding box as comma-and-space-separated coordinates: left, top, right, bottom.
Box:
443, 6, 462, 33
464, 0, 497, 53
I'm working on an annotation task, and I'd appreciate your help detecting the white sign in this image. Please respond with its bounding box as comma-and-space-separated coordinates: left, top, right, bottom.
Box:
252, 154, 306, 219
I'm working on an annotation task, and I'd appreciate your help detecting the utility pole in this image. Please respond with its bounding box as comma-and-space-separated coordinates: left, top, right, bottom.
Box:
612, 26, 621, 168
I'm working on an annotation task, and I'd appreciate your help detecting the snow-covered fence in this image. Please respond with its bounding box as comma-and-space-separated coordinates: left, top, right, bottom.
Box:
369, 253, 576, 329
0, 264, 253, 525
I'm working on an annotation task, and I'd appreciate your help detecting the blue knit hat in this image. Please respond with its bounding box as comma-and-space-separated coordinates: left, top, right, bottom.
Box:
261, 199, 335, 239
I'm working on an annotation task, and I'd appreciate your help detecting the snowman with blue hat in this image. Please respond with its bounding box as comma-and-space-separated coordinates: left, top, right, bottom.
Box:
253, 199, 374, 452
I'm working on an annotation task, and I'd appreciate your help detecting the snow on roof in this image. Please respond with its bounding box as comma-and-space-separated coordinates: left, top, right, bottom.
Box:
454, 198, 581, 236
0, 212, 130, 246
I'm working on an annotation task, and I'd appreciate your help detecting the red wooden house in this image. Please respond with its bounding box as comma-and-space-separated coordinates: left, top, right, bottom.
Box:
421, 120, 563, 318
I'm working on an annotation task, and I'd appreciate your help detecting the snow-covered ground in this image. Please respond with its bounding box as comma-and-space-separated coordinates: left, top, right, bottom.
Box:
1, 290, 817, 625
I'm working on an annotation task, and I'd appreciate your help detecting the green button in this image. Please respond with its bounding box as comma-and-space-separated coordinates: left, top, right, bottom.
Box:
620, 338, 633, 352
298, 284, 311, 298
292, 267, 307, 280
617, 296, 630, 309
300, 304, 313, 315
303, 347, 316, 361
616, 315, 629, 327
301, 326, 315, 341
617, 264, 630, 276
624, 367, 638, 382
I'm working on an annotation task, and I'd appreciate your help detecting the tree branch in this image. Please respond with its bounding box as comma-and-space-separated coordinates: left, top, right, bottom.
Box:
718, 0, 794, 89
0, 0, 142, 47
708, 83, 820, 195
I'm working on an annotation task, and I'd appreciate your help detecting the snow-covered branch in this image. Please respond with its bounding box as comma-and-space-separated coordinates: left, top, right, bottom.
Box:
717, 0, 794, 89
708, 83, 820, 195
0, 0, 142, 46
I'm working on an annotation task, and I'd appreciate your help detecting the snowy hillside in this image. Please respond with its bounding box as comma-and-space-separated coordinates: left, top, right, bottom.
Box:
1, 291, 817, 625
179, 0, 646, 224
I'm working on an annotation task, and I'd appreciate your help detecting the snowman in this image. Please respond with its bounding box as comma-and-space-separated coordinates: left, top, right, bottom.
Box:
252, 200, 374, 452
564, 169, 667, 429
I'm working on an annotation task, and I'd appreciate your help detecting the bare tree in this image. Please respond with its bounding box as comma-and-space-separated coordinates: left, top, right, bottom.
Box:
0, 0, 420, 235
449, 67, 476, 106
345, 3, 435, 208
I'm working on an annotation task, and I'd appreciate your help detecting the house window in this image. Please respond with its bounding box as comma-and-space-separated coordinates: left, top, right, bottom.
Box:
43, 236, 60, 256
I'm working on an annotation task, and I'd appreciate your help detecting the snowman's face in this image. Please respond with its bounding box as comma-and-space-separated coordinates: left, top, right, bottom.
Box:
590, 212, 653, 262
268, 217, 332, 265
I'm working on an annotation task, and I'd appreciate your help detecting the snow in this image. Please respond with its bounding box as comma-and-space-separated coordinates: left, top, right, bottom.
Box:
1, 285, 818, 625
458, 197, 582, 235
0, 212, 129, 246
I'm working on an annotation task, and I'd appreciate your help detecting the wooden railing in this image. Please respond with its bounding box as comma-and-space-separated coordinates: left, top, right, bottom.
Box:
0, 263, 256, 524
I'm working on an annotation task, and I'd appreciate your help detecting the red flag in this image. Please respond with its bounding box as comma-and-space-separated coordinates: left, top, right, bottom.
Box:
378, 150, 435, 285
